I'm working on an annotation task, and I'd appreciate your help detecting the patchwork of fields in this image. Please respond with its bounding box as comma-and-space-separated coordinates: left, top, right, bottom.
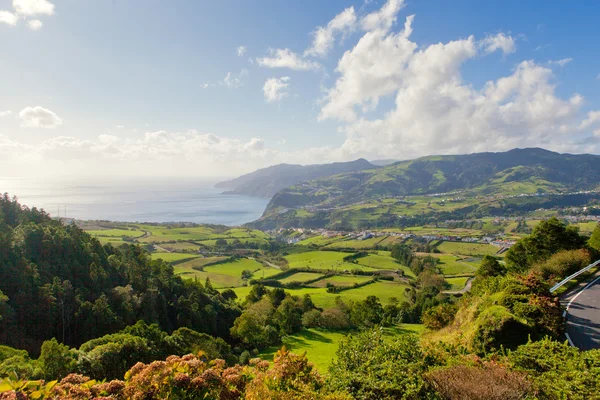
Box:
83, 220, 514, 302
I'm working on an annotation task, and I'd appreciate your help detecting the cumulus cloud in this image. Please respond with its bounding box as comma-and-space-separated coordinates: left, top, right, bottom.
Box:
0, 110, 12, 118
481, 32, 516, 54
317, 0, 598, 160
580, 111, 600, 130
12, 0, 55, 16
237, 45, 246, 57
18, 106, 62, 128
257, 49, 321, 71
0, 10, 18, 25
27, 19, 42, 30
360, 0, 404, 32
263, 77, 290, 103
304, 7, 356, 57
549, 58, 573, 67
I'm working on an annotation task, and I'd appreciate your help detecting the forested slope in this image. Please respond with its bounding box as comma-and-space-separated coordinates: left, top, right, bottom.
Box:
0, 194, 240, 354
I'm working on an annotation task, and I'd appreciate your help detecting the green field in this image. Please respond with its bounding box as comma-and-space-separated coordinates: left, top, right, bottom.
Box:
435, 241, 499, 256
324, 236, 386, 250
230, 280, 411, 309
310, 275, 371, 288
86, 228, 144, 238
435, 254, 479, 276
204, 258, 267, 277
279, 272, 324, 284
151, 252, 199, 263
355, 254, 415, 278
158, 242, 203, 252
258, 325, 425, 373
445, 276, 470, 291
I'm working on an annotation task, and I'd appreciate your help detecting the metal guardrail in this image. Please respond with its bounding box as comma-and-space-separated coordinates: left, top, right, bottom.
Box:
550, 259, 600, 293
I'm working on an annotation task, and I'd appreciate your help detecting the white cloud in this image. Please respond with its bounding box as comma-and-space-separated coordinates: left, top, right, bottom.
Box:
317, 4, 597, 160
223, 69, 248, 88
549, 58, 572, 67
263, 77, 290, 103
360, 0, 405, 32
580, 111, 600, 129
12, 0, 54, 16
237, 45, 247, 57
27, 19, 42, 30
18, 106, 62, 128
0, 110, 12, 118
0, 10, 18, 25
257, 49, 321, 71
319, 14, 420, 122
203, 69, 248, 89
304, 7, 356, 57
481, 32, 516, 54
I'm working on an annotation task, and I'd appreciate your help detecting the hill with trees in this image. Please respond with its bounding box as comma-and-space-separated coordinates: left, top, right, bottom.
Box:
250, 148, 600, 229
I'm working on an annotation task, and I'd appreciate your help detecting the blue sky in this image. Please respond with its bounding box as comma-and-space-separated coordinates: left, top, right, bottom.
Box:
1, 0, 599, 178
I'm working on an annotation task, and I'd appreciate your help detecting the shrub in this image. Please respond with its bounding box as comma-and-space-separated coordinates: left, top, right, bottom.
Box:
425, 363, 533, 400
302, 310, 324, 329
471, 306, 530, 354
422, 303, 458, 330
536, 249, 591, 279
320, 308, 352, 330
328, 329, 435, 399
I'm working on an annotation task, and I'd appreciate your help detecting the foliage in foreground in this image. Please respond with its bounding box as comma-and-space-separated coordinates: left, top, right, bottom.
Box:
0, 348, 350, 400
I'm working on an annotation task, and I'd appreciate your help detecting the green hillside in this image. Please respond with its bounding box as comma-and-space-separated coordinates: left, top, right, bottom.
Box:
249, 148, 600, 229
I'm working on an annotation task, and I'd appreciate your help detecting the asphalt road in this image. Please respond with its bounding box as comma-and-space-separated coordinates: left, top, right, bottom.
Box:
564, 274, 600, 350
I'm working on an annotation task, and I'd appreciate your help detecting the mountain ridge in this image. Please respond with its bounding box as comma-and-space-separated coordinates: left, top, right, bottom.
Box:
248, 148, 600, 229
215, 158, 376, 198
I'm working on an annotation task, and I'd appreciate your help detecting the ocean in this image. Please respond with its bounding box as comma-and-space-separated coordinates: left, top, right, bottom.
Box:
0, 177, 270, 226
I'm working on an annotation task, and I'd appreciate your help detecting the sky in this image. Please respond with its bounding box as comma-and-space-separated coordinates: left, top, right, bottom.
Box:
1, 0, 600, 179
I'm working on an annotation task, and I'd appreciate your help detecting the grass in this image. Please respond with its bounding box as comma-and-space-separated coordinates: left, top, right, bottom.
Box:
324, 236, 386, 250
356, 254, 415, 278
226, 280, 410, 309
204, 258, 265, 277
258, 325, 425, 373
278, 272, 324, 284
436, 254, 479, 276
86, 228, 144, 238
158, 242, 203, 251
309, 275, 371, 288
151, 252, 199, 263
435, 241, 499, 257
445, 276, 470, 291
285, 251, 350, 268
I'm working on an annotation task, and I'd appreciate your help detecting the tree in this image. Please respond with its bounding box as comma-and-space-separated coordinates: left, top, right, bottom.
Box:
477, 255, 506, 278
589, 223, 600, 253
273, 296, 303, 334
215, 238, 227, 247
39, 338, 77, 380
506, 218, 586, 272
241, 269, 253, 280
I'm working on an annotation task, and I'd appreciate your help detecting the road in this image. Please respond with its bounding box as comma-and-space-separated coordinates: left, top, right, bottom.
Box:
562, 271, 600, 350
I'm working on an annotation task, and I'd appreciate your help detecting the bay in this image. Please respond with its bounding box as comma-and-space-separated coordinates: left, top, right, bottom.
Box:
0, 177, 269, 226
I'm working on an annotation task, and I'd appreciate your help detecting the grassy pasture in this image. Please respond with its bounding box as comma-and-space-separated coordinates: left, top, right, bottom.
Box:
227, 280, 410, 309
86, 228, 144, 238
278, 272, 324, 284
435, 254, 479, 276
309, 275, 371, 288
445, 276, 471, 291
258, 325, 425, 373
435, 241, 499, 256
204, 258, 265, 277
356, 254, 415, 278
159, 242, 203, 252
285, 251, 350, 269
324, 236, 386, 250
151, 252, 199, 263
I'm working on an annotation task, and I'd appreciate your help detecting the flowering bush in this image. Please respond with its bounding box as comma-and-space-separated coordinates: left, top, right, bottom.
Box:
0, 348, 348, 400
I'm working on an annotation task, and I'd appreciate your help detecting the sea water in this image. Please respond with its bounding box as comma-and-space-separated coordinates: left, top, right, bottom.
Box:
0, 177, 269, 226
